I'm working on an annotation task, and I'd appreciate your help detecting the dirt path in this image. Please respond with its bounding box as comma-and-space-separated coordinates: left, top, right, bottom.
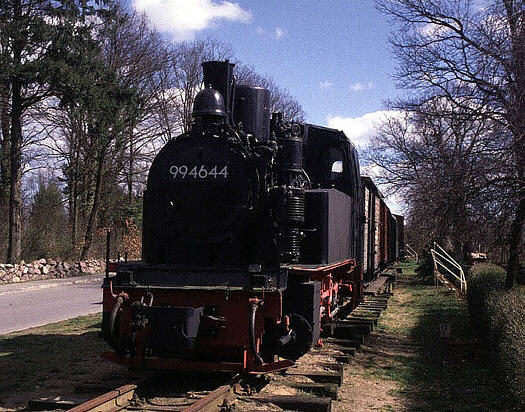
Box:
333, 261, 514, 412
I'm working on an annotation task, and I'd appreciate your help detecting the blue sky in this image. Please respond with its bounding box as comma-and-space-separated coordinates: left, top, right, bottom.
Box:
197, 1, 399, 122
133, 0, 401, 145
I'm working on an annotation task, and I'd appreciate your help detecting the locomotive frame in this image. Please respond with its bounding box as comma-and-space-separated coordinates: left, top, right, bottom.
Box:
100, 61, 403, 374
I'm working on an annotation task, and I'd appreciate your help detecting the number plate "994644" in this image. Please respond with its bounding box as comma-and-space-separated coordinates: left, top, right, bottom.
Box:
169, 165, 228, 180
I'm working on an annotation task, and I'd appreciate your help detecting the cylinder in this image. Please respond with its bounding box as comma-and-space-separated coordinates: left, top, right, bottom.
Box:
233, 85, 270, 141
276, 137, 303, 171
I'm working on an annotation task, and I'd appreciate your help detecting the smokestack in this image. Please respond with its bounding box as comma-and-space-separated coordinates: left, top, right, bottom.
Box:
201, 60, 235, 125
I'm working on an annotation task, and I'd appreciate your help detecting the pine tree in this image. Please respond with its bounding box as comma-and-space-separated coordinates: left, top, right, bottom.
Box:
25, 179, 69, 260
0, 0, 107, 263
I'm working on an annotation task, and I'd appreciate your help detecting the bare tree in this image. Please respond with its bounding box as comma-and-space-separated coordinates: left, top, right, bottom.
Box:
235, 64, 305, 121
159, 39, 234, 135
97, 6, 171, 204
366, 97, 508, 258
377, 0, 524, 285
32, 101, 89, 247
65, 4, 169, 259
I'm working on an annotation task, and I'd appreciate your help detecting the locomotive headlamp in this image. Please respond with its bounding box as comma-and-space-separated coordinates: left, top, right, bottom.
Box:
192, 86, 226, 118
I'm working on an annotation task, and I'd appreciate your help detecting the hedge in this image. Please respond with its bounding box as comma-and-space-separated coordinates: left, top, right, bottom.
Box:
467, 263, 525, 406
466, 263, 506, 335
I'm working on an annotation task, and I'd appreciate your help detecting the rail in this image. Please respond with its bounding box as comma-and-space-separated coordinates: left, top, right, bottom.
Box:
430, 242, 467, 294
68, 376, 240, 412
68, 384, 137, 412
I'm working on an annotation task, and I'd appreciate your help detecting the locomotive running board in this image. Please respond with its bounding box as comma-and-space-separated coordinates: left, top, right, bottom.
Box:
100, 351, 294, 374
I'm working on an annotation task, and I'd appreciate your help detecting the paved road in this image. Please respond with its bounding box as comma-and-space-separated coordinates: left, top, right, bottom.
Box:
0, 275, 105, 335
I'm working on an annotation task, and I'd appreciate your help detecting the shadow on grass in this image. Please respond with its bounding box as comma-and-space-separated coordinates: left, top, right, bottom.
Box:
408, 291, 510, 410
414, 253, 435, 285
0, 327, 242, 410
0, 321, 133, 409
373, 276, 518, 411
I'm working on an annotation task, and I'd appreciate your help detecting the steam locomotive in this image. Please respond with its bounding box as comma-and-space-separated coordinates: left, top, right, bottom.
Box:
101, 61, 403, 373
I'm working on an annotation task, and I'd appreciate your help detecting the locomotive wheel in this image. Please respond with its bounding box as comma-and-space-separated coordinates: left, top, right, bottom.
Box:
278, 313, 313, 361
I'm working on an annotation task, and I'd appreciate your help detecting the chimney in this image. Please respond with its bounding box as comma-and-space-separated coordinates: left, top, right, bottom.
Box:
201, 60, 235, 125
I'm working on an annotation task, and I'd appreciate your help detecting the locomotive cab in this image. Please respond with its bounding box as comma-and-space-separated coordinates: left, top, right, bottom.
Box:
101, 61, 365, 373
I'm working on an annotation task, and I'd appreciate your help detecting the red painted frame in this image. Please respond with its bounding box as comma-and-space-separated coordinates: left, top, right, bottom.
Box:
101, 258, 363, 373
288, 258, 362, 321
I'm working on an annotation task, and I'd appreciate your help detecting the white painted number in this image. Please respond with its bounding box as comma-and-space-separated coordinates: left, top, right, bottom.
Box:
170, 165, 228, 179
188, 166, 198, 178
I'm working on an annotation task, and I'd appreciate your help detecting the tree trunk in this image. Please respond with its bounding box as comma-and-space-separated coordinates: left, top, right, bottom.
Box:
0, 85, 10, 262
128, 128, 134, 204
6, 0, 23, 264
70, 147, 80, 247
80, 147, 105, 259
506, 113, 524, 287
505, 7, 525, 287
506, 194, 524, 287
0, 85, 11, 217
0, 84, 10, 203
7, 79, 23, 264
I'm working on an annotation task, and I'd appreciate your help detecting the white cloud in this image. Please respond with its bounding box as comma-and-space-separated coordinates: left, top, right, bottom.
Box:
349, 81, 374, 92
256, 26, 264, 34
418, 22, 452, 38
133, 0, 252, 41
319, 80, 333, 89
275, 27, 285, 39
327, 110, 399, 148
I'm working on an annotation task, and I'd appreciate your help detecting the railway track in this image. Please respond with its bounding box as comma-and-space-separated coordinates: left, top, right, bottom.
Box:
58, 372, 243, 412
26, 275, 394, 412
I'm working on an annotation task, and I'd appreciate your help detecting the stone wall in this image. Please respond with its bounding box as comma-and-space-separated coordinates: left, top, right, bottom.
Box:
0, 259, 106, 284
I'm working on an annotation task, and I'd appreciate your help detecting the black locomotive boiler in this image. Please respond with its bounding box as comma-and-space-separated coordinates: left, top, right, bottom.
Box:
101, 60, 389, 373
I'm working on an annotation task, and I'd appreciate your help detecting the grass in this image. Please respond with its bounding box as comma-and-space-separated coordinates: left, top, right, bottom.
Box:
0, 314, 126, 409
5, 313, 102, 337
369, 260, 517, 411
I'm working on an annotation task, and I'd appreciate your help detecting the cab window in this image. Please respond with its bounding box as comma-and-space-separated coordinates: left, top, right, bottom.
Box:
323, 146, 344, 184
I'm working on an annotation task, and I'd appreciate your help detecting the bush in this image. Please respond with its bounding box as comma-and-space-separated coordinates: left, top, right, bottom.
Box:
487, 290, 525, 406
466, 263, 506, 335
467, 263, 525, 406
